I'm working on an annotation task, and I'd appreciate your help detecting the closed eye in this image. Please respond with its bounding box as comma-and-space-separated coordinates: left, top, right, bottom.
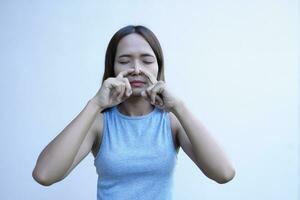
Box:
118, 61, 130, 64
143, 61, 154, 64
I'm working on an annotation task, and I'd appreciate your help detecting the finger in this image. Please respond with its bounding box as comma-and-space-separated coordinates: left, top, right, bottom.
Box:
147, 82, 164, 103
146, 88, 162, 106
110, 81, 124, 98
141, 89, 151, 102
116, 84, 125, 101
150, 89, 157, 104
146, 86, 153, 102
114, 83, 122, 94
150, 84, 164, 104
111, 89, 119, 100
145, 92, 163, 107
141, 84, 153, 99
141, 90, 148, 99
122, 77, 132, 96
110, 82, 120, 99
153, 81, 165, 94
139, 68, 157, 85
116, 68, 135, 79
154, 94, 164, 106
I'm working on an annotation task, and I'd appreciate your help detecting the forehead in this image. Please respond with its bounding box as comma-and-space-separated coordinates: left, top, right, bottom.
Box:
116, 33, 154, 55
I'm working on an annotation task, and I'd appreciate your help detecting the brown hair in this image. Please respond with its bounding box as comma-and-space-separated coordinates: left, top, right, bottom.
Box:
102, 25, 165, 83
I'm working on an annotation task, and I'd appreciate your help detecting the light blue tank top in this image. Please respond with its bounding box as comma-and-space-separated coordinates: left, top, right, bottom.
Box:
94, 105, 178, 200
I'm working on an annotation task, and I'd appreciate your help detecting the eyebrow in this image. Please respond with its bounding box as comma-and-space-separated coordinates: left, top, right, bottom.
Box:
118, 53, 155, 58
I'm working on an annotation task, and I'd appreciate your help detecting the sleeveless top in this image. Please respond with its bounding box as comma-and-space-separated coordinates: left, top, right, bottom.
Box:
94, 105, 178, 200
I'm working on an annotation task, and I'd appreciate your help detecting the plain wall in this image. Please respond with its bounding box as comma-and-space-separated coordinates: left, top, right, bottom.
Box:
0, 1, 298, 199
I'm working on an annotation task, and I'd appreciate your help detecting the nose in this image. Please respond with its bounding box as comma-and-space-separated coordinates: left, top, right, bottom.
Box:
132, 64, 141, 75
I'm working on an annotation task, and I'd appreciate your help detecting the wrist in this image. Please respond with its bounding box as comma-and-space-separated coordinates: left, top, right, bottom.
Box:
88, 97, 105, 112
170, 99, 184, 115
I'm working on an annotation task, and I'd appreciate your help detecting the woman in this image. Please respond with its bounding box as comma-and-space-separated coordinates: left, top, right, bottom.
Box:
32, 25, 235, 199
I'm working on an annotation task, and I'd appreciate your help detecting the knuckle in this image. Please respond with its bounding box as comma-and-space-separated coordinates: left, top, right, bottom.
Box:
109, 77, 116, 82
116, 80, 122, 85
104, 78, 112, 84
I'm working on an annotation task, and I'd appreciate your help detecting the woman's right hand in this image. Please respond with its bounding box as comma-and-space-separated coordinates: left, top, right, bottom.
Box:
90, 69, 134, 110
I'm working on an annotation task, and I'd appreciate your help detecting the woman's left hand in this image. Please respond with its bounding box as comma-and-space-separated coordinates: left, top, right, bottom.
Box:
140, 68, 181, 112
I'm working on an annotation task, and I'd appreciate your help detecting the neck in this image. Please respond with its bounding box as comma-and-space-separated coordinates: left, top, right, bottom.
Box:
117, 96, 154, 116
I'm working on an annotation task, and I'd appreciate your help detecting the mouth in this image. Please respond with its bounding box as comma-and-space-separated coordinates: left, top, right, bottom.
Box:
130, 80, 146, 87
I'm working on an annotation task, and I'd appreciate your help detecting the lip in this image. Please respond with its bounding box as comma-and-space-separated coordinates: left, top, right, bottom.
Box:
129, 80, 146, 84
130, 80, 146, 87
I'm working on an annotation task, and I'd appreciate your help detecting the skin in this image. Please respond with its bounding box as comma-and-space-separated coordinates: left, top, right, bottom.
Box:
110, 33, 163, 116
32, 33, 235, 186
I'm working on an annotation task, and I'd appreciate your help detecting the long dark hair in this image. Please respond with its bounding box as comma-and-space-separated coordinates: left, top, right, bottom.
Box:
102, 25, 165, 83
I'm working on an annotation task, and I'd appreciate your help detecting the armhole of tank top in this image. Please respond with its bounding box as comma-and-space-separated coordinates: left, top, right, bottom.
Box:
94, 111, 107, 162
166, 112, 178, 158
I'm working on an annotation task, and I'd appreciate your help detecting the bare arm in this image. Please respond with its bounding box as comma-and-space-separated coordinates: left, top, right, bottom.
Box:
32, 69, 135, 186
135, 68, 235, 184
172, 101, 235, 184
32, 99, 103, 186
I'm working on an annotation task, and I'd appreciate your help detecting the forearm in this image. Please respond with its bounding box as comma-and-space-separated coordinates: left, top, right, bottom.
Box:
172, 101, 235, 183
33, 99, 102, 184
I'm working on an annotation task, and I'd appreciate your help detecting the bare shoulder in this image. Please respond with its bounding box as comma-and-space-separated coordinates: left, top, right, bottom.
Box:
168, 112, 180, 152
91, 111, 104, 158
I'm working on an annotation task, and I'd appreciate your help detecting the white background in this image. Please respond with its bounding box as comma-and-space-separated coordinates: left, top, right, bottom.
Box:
0, 1, 298, 199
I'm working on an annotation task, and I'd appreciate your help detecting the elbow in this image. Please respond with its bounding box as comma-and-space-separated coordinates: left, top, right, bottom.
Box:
215, 167, 236, 184
32, 169, 53, 187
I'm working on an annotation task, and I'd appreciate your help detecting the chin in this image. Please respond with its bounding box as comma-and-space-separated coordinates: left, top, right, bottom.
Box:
131, 87, 144, 96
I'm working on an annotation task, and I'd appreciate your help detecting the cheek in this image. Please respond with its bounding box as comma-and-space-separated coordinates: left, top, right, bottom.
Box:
150, 65, 159, 79
114, 62, 159, 78
114, 59, 131, 76
113, 64, 125, 77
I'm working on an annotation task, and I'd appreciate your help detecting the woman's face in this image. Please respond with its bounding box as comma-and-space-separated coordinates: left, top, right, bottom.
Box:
114, 33, 159, 96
